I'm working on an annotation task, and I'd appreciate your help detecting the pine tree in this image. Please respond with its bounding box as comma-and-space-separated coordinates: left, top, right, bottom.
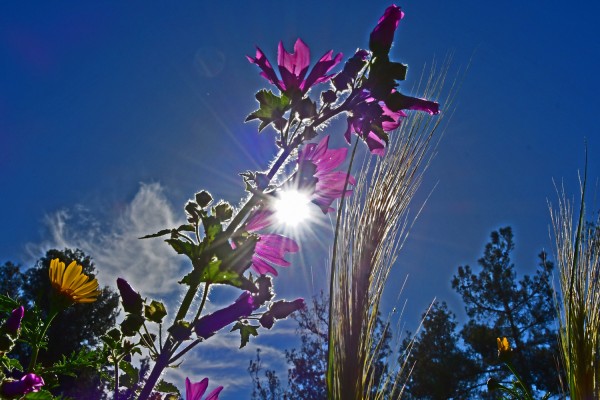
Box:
452, 227, 561, 397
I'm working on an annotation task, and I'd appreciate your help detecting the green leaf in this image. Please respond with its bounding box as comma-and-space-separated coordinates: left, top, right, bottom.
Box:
119, 360, 139, 388
120, 314, 145, 337
177, 224, 196, 232
165, 238, 198, 261
145, 300, 167, 323
231, 321, 259, 348
0, 355, 22, 372
24, 390, 54, 400
156, 379, 181, 395
139, 229, 172, 239
245, 89, 290, 132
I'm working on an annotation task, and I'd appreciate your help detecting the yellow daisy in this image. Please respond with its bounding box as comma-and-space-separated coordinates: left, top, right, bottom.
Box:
49, 258, 100, 304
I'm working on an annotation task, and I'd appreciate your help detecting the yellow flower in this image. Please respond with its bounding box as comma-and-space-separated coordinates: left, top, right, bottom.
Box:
49, 258, 100, 304
497, 337, 512, 361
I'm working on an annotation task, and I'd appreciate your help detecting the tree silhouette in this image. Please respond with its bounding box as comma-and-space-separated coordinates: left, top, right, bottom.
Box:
398, 301, 479, 399
3, 248, 120, 399
452, 227, 561, 397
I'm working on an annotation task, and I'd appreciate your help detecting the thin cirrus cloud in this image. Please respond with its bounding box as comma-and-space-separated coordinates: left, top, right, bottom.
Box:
26, 182, 187, 297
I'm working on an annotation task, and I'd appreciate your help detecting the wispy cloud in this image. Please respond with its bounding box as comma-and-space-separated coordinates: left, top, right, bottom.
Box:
27, 182, 187, 297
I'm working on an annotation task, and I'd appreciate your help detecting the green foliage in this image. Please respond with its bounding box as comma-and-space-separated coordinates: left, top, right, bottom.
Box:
0, 249, 120, 399
399, 302, 478, 400
246, 90, 291, 132
451, 227, 561, 398
231, 321, 259, 349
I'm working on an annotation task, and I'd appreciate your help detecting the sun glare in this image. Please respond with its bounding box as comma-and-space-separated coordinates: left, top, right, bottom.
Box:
273, 190, 312, 227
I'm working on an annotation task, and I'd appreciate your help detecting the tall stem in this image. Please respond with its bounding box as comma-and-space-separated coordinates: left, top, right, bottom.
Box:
137, 343, 172, 400
28, 310, 59, 372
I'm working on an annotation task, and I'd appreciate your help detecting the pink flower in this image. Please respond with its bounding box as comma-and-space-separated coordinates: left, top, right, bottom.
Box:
244, 211, 299, 276
185, 377, 223, 400
345, 90, 439, 156
297, 135, 356, 213
369, 5, 404, 57
248, 38, 342, 95
1, 373, 44, 397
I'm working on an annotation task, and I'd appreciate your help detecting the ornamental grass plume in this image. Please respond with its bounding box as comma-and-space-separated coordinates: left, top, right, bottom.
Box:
549, 164, 600, 400
327, 61, 451, 399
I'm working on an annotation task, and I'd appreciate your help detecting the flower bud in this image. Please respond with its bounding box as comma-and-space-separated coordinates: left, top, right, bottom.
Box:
369, 5, 404, 57
259, 298, 305, 329
4, 306, 24, 335
497, 337, 512, 362
195, 291, 256, 339
117, 278, 144, 315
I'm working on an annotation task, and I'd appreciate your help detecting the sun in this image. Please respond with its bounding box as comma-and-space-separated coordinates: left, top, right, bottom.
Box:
273, 189, 312, 227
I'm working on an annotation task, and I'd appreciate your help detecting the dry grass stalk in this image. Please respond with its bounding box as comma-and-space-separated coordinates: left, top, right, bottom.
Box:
328, 62, 454, 399
549, 172, 600, 400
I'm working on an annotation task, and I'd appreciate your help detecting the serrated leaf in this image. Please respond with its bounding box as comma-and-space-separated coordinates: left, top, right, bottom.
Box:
177, 224, 196, 232
139, 229, 172, 239
156, 379, 180, 395
165, 238, 198, 261
119, 360, 139, 388
245, 89, 290, 132
231, 321, 259, 348
24, 390, 54, 400
0, 355, 22, 372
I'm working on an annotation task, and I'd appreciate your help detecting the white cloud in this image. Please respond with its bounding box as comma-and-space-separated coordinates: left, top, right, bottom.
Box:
28, 182, 187, 297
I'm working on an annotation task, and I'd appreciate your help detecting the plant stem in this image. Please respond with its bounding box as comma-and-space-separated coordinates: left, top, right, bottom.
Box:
27, 310, 59, 372
137, 343, 172, 400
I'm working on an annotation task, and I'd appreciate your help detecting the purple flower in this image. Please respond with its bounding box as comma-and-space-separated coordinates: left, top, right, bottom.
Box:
116, 278, 144, 315
345, 90, 439, 156
185, 377, 223, 400
259, 298, 305, 329
194, 291, 257, 339
369, 5, 404, 57
4, 306, 24, 335
248, 38, 342, 95
297, 135, 356, 213
244, 210, 299, 276
1, 373, 44, 397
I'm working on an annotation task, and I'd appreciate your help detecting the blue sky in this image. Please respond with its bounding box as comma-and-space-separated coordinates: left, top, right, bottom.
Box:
1, 1, 600, 398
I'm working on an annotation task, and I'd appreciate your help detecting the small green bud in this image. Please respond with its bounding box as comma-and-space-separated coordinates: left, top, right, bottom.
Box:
145, 300, 167, 324
195, 191, 213, 208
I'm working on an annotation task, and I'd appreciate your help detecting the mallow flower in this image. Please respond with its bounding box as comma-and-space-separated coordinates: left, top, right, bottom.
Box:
194, 291, 257, 339
1, 373, 44, 397
185, 377, 223, 400
297, 135, 356, 213
345, 88, 439, 156
247, 38, 342, 96
244, 210, 299, 276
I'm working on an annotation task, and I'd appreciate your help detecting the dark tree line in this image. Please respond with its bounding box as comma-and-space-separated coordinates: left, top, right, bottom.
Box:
250, 227, 563, 399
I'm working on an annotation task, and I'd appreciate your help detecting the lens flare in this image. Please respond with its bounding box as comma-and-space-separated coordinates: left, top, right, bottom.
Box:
273, 190, 312, 227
